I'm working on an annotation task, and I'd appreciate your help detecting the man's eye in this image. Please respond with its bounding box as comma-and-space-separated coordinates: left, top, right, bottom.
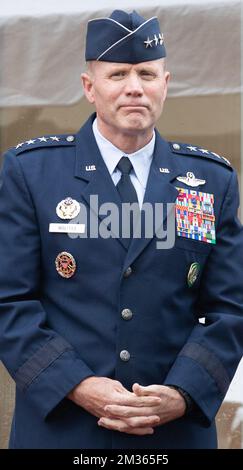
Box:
111, 72, 126, 78
141, 71, 155, 79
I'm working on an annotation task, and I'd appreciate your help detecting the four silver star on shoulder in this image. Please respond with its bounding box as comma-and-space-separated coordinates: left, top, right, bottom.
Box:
15, 135, 75, 149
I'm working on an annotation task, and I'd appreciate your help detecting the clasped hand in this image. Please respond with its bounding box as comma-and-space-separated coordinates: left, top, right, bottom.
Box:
68, 377, 186, 436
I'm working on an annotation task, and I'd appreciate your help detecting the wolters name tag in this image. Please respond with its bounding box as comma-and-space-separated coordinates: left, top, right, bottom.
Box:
49, 223, 85, 234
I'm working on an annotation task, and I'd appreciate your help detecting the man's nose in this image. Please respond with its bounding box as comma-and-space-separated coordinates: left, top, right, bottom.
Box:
124, 74, 143, 96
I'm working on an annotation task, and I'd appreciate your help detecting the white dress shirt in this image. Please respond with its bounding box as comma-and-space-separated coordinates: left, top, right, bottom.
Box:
92, 118, 155, 208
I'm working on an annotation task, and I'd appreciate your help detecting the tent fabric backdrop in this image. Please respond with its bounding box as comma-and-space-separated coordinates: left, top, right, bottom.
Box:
0, 0, 240, 106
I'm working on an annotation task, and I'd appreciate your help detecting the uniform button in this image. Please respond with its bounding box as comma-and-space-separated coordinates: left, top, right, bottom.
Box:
123, 267, 132, 278
121, 308, 133, 320
173, 143, 180, 150
66, 135, 75, 142
120, 350, 130, 362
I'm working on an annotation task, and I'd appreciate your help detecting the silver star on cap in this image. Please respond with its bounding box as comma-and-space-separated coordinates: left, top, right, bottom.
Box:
144, 37, 154, 48
50, 136, 60, 141
153, 34, 159, 46
38, 137, 48, 142
26, 139, 36, 145
158, 33, 164, 45
176, 171, 206, 188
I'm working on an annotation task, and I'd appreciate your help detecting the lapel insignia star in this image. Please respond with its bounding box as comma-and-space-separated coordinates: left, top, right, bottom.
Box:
38, 137, 48, 142
26, 139, 36, 145
176, 172, 206, 187
50, 136, 60, 141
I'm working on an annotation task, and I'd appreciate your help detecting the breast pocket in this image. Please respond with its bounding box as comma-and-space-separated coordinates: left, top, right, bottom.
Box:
174, 236, 212, 289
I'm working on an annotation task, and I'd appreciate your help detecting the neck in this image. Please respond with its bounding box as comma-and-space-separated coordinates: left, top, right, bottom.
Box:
96, 120, 154, 154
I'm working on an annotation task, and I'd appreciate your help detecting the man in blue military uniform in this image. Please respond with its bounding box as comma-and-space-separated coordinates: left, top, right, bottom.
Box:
0, 9, 243, 449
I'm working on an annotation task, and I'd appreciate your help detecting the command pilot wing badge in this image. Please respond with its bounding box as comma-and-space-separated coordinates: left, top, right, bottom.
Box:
176, 172, 206, 188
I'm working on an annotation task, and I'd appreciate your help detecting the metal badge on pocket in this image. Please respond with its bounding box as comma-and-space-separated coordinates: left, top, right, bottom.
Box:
187, 262, 200, 287
56, 197, 80, 220
55, 252, 76, 278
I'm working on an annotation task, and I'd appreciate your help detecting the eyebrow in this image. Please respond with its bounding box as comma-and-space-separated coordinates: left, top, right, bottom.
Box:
108, 66, 158, 73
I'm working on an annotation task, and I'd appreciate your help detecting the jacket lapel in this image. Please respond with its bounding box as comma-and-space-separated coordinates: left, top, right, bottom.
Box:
123, 132, 181, 270
74, 114, 128, 249
74, 116, 182, 261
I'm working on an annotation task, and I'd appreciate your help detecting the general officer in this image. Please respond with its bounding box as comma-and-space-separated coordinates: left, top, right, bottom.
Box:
0, 9, 243, 449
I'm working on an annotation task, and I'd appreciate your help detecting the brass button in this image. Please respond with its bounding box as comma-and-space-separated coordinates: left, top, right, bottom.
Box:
120, 350, 130, 362
121, 308, 133, 320
123, 267, 132, 278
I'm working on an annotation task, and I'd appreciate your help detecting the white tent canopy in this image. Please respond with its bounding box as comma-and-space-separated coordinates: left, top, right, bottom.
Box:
0, 0, 240, 106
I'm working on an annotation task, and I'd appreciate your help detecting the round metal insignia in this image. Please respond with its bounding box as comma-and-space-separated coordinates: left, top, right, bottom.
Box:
187, 262, 200, 288
56, 197, 80, 220
55, 252, 76, 278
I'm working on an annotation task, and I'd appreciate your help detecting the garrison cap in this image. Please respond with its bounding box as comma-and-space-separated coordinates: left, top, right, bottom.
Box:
85, 9, 166, 63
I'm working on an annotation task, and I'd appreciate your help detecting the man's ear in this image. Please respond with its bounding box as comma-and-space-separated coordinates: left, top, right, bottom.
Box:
81, 73, 95, 104
162, 71, 171, 103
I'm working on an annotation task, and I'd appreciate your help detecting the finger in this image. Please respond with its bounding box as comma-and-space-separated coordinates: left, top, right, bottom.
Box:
132, 384, 161, 396
116, 394, 161, 407
98, 417, 154, 435
123, 415, 160, 428
105, 404, 160, 419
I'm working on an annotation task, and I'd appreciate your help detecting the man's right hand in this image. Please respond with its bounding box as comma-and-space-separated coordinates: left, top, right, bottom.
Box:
67, 376, 161, 435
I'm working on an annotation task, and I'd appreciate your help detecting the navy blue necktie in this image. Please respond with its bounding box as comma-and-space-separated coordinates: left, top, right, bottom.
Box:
116, 157, 138, 241
116, 157, 138, 204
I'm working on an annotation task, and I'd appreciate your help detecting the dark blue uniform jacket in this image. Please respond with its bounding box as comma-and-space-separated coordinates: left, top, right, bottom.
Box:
0, 114, 243, 448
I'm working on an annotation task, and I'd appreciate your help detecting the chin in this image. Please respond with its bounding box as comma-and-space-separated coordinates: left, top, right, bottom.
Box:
121, 117, 147, 131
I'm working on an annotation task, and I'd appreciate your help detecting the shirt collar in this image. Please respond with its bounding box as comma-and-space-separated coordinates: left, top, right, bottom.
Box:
92, 118, 155, 189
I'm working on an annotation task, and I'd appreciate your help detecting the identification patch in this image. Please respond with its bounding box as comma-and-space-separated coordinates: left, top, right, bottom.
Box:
176, 188, 216, 244
49, 223, 85, 234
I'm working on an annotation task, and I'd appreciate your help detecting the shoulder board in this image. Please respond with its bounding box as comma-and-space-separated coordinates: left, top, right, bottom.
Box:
11, 134, 76, 156
170, 142, 231, 168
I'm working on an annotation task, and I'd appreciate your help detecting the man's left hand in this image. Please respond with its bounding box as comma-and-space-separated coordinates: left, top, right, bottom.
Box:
98, 383, 186, 434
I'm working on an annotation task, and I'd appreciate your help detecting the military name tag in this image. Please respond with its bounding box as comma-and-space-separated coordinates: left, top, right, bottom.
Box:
176, 188, 216, 244
49, 223, 85, 234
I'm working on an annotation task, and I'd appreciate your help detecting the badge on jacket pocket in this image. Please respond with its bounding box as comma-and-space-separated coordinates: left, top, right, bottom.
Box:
176, 188, 216, 244
55, 252, 76, 278
187, 262, 201, 287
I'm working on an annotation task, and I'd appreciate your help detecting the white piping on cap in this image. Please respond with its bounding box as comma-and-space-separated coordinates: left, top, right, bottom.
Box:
88, 17, 132, 33
96, 17, 157, 61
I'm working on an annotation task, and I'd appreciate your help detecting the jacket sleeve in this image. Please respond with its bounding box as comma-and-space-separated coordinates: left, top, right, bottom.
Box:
0, 151, 94, 419
164, 169, 243, 425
